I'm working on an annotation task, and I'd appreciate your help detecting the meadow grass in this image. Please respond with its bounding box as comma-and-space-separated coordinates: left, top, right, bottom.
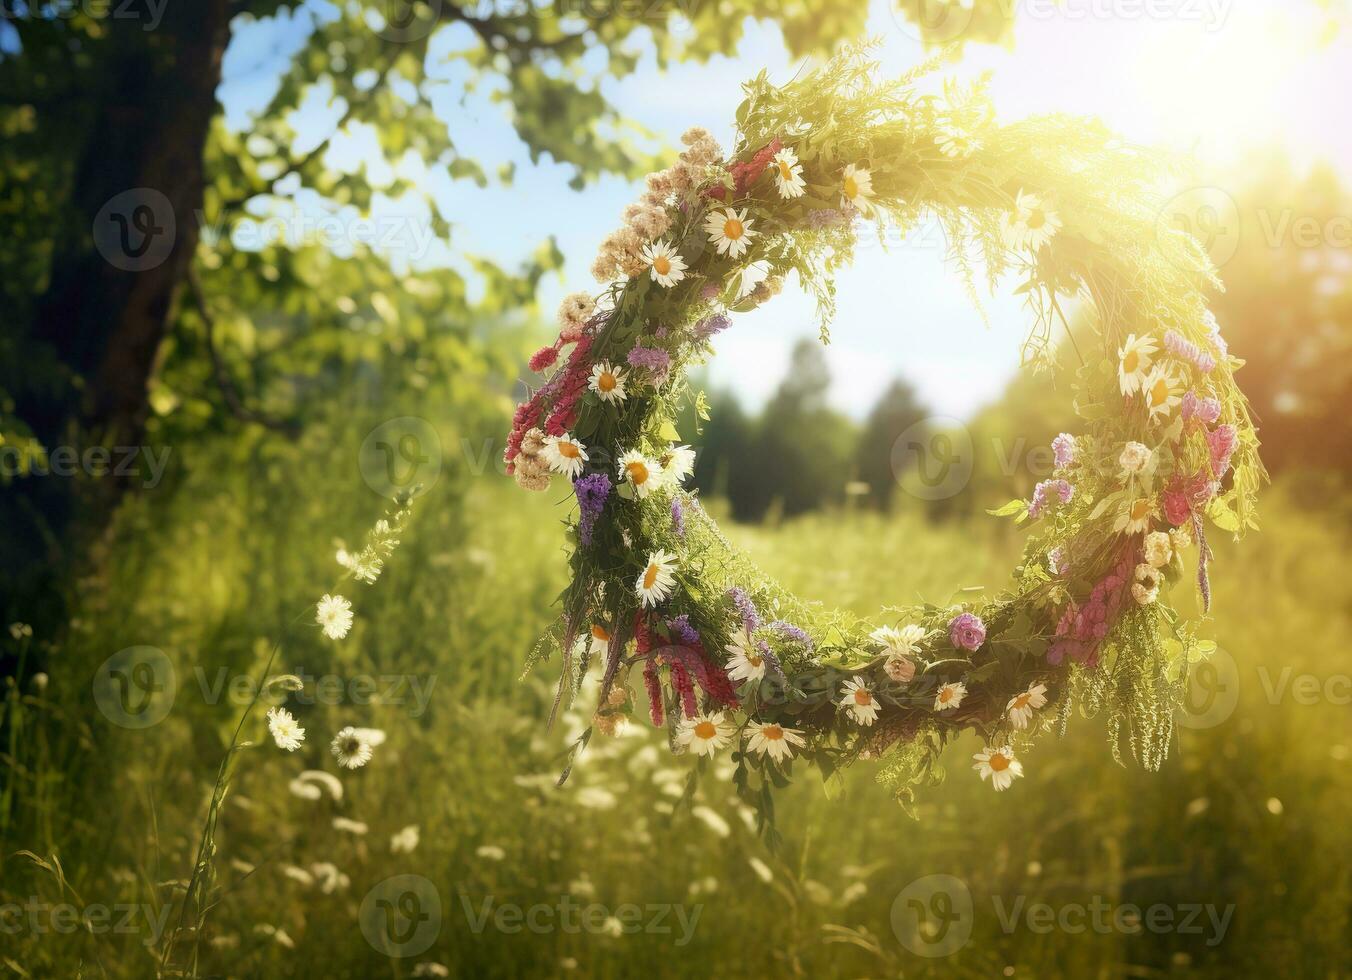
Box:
1, 429, 1348, 978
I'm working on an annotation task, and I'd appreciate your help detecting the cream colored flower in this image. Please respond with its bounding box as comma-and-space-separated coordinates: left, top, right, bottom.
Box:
588, 362, 628, 403
330, 727, 375, 770
1006, 683, 1048, 730
641, 240, 687, 288
316, 594, 353, 640
635, 549, 677, 607
1004, 190, 1061, 250
839, 675, 880, 726
1143, 531, 1173, 568
703, 207, 756, 258
934, 681, 967, 712
266, 707, 305, 752
1142, 364, 1183, 422
1169, 524, 1193, 553
1118, 334, 1159, 396
746, 721, 805, 763
542, 433, 588, 478
871, 624, 926, 657
1132, 563, 1162, 605
839, 164, 875, 214
768, 147, 805, 199
658, 444, 696, 487
973, 745, 1024, 791
1118, 441, 1154, 477
617, 449, 662, 498
676, 712, 734, 756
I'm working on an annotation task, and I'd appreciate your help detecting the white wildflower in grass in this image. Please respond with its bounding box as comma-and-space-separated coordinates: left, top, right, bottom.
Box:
336, 545, 382, 584
839, 675, 880, 726
254, 924, 295, 949
575, 786, 618, 810
703, 206, 756, 258
266, 707, 305, 751
745, 721, 805, 763
9, 622, 33, 640
635, 549, 677, 607
351, 726, 387, 747
1006, 683, 1048, 730
588, 361, 628, 403
748, 856, 774, 883
641, 239, 687, 287
316, 594, 353, 640
690, 805, 732, 838
724, 630, 766, 684
934, 681, 967, 712
769, 147, 805, 198
839, 163, 875, 214
330, 727, 374, 770
617, 449, 662, 498
230, 858, 255, 875
283, 865, 315, 886
332, 817, 368, 835
1117, 334, 1159, 396
600, 915, 624, 938
412, 965, 450, 978
973, 745, 1024, 791
390, 825, 421, 854
675, 712, 734, 756
542, 433, 589, 478
309, 862, 350, 894
568, 875, 596, 898
476, 844, 506, 861
289, 769, 343, 801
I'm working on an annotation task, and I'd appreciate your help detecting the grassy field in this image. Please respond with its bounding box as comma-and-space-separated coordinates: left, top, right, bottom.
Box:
1, 420, 1349, 978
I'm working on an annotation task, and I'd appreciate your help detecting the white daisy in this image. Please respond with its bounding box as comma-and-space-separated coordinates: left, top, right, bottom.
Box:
1006, 683, 1048, 730
1004, 191, 1061, 251
675, 712, 734, 757
935, 126, 979, 159
870, 624, 927, 658
839, 675, 880, 726
1141, 364, 1183, 422
589, 623, 612, 657
735, 261, 770, 301
1117, 334, 1159, 396
768, 147, 805, 199
330, 727, 375, 770
973, 745, 1024, 791
315, 594, 353, 640
542, 433, 589, 478
641, 240, 687, 288
839, 164, 874, 214
703, 207, 756, 258
934, 681, 967, 712
746, 721, 805, 763
635, 549, 677, 607
588, 361, 628, 403
266, 707, 305, 752
390, 825, 421, 854
658, 444, 696, 487
724, 630, 767, 684
617, 449, 663, 498
1114, 496, 1157, 536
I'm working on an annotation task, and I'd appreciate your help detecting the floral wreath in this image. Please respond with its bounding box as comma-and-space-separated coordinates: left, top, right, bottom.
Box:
505, 48, 1261, 813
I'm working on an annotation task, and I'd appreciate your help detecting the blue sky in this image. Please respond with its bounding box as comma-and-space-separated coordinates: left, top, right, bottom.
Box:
218, 0, 1351, 419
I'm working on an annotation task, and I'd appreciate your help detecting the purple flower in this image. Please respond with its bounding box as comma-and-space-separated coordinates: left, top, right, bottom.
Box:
1182, 390, 1221, 425
670, 497, 686, 539
666, 614, 700, 646
627, 345, 671, 378
573, 473, 611, 547
1052, 433, 1076, 470
1048, 546, 1069, 576
692, 313, 731, 342
1029, 479, 1074, 519
768, 620, 813, 652
726, 586, 761, 633
949, 612, 987, 652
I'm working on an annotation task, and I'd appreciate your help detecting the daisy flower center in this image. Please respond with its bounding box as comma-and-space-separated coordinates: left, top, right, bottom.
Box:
1122, 350, 1139, 373
558, 442, 580, 459
843, 175, 858, 198
722, 218, 744, 240
653, 256, 671, 275
592, 625, 609, 641
597, 371, 617, 392
626, 461, 649, 485
853, 689, 872, 706
1149, 378, 1169, 405
1026, 208, 1046, 230
988, 752, 1010, 772
761, 724, 784, 741
694, 721, 716, 740
642, 563, 659, 589
748, 654, 763, 667
938, 688, 953, 704
778, 161, 792, 180
1131, 499, 1150, 520
1012, 694, 1030, 709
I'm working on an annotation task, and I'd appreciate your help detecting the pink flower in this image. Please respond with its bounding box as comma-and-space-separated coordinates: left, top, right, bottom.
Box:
1051, 433, 1076, 469
528, 345, 560, 372
1182, 391, 1221, 426
949, 612, 986, 652
1207, 424, 1238, 478
1163, 489, 1191, 526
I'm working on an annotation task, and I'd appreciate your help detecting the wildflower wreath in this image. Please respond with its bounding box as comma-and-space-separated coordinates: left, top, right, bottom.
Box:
506, 48, 1261, 812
